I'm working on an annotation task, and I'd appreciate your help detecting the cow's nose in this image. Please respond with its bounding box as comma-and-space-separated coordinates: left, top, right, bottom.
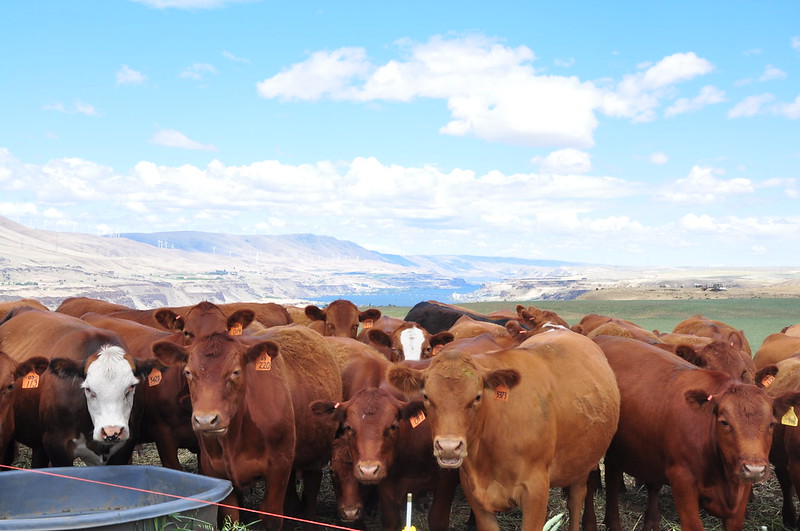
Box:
742, 463, 768, 481
434, 437, 464, 456
340, 505, 362, 521
356, 461, 382, 480
193, 413, 219, 429
101, 426, 124, 442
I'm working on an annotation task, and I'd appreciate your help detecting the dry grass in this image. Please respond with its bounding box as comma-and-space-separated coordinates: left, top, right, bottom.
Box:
10, 442, 789, 530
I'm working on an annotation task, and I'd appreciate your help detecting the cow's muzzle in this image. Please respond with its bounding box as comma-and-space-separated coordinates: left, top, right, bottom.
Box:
433, 436, 466, 468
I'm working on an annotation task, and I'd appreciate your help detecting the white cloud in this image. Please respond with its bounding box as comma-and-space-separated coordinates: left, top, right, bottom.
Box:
129, 0, 253, 8
728, 94, 775, 118
728, 93, 799, 119
660, 165, 753, 203
792, 37, 800, 52
180, 63, 218, 81
743, 48, 762, 56
649, 152, 669, 165
554, 58, 574, 68
43, 100, 98, 116
222, 51, 250, 63
759, 64, 787, 82
258, 37, 714, 148
532, 148, 592, 174
0, 202, 38, 217
116, 65, 147, 85
149, 129, 218, 151
665, 85, 726, 117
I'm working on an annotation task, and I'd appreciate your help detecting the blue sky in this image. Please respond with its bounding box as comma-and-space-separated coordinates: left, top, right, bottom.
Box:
1, 0, 798, 267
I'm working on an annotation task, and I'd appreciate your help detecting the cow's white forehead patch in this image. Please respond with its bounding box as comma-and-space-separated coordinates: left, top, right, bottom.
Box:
399, 327, 426, 361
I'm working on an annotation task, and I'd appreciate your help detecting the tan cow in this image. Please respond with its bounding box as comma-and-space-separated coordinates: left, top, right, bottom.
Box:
387, 329, 620, 531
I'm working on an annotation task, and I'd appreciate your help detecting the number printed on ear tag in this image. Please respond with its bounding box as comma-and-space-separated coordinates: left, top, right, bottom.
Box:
256, 353, 272, 371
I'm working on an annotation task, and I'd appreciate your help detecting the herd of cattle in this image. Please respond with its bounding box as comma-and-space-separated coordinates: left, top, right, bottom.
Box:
2, 297, 800, 530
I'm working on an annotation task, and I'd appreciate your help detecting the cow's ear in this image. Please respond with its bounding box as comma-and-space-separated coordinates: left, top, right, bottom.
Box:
15, 356, 49, 379
673, 345, 706, 368
359, 309, 381, 323
772, 391, 800, 419
367, 329, 392, 349
134, 357, 168, 379
155, 309, 184, 332
755, 365, 778, 388
304, 305, 326, 322
244, 340, 280, 366
310, 400, 347, 422
399, 399, 425, 421
228, 310, 255, 333
152, 341, 189, 366
387, 365, 425, 394
685, 389, 715, 411
48, 358, 84, 380
430, 332, 454, 349
484, 368, 520, 391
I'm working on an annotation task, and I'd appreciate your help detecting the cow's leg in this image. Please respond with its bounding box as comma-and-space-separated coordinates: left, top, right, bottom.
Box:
377, 481, 400, 531
666, 468, 704, 531
519, 472, 549, 531
775, 462, 797, 528
152, 427, 183, 470
428, 468, 459, 531
720, 483, 751, 531
642, 483, 662, 531
787, 455, 800, 530
299, 467, 323, 530
581, 469, 601, 531
216, 490, 242, 530
565, 474, 588, 531
261, 458, 293, 531
461, 485, 499, 531
602, 458, 623, 531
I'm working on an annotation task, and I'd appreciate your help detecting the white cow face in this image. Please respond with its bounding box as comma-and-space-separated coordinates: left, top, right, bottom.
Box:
80, 346, 140, 443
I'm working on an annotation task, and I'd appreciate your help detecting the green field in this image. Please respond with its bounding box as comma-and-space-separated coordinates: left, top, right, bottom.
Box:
377, 298, 800, 352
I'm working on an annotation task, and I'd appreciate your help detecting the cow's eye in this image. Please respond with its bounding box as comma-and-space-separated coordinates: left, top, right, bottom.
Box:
125, 384, 136, 397
85, 388, 96, 398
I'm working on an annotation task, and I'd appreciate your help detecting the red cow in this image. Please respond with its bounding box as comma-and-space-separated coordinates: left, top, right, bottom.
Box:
403, 300, 523, 335
655, 334, 756, 383
754, 332, 800, 369
305, 299, 381, 338
593, 334, 800, 531
761, 356, 800, 528
363, 321, 454, 362
0, 351, 48, 465
0, 308, 158, 467
80, 312, 195, 470
515, 304, 570, 335
0, 298, 49, 320
312, 388, 458, 531
56, 296, 132, 318
387, 329, 620, 531
673, 314, 753, 355
153, 310, 341, 530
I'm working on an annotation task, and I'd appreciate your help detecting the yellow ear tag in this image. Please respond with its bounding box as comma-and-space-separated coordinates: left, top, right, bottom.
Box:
362, 319, 374, 329
495, 385, 509, 401
229, 323, 243, 336
783, 406, 799, 427
148, 368, 163, 387
22, 371, 40, 389
256, 353, 272, 371
410, 410, 426, 428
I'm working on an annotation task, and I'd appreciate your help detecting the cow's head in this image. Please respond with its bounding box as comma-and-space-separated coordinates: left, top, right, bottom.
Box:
0, 353, 49, 448
387, 349, 520, 469
153, 333, 280, 438
686, 384, 800, 482
305, 300, 381, 338
312, 388, 422, 485
156, 301, 254, 343
49, 345, 159, 444
367, 324, 453, 362
673, 340, 755, 384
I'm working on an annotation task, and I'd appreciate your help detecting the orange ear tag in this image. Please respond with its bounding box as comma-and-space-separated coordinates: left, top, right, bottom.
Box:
362, 319, 374, 329
256, 353, 272, 371
431, 344, 444, 356
148, 368, 163, 387
229, 323, 243, 336
410, 410, 426, 428
22, 371, 40, 389
761, 374, 775, 387
495, 385, 509, 401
